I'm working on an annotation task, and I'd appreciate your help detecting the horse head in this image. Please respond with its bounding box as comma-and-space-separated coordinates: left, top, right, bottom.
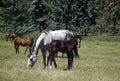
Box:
27, 54, 37, 68
27, 39, 37, 68
6, 33, 17, 42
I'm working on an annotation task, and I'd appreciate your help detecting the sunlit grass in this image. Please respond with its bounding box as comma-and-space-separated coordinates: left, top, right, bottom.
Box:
0, 33, 120, 81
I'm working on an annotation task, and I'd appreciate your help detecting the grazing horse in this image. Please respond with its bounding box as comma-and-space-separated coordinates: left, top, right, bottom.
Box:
27, 29, 75, 70
47, 37, 81, 69
6, 33, 16, 41
14, 37, 34, 54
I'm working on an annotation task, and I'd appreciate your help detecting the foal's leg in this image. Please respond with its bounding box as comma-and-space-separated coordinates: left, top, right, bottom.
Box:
67, 53, 71, 70
47, 53, 53, 69
50, 53, 57, 69
67, 51, 74, 70
52, 56, 57, 68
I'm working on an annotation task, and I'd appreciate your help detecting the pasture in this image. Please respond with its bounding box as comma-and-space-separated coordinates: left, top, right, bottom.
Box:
0, 33, 120, 81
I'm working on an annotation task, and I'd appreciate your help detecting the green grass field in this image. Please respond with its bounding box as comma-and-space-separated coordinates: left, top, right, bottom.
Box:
0, 33, 120, 81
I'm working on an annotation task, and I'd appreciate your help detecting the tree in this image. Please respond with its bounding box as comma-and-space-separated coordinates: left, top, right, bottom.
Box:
0, 0, 14, 7
29, 0, 48, 32
96, 0, 120, 34
0, 0, 28, 33
46, 0, 96, 35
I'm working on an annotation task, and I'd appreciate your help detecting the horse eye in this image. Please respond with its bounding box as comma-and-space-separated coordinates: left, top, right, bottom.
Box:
30, 58, 33, 61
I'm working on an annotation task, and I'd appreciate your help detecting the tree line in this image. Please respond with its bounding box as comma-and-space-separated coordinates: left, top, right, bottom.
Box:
0, 0, 120, 35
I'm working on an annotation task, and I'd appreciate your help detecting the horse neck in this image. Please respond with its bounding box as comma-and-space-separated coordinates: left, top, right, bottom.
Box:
31, 33, 46, 56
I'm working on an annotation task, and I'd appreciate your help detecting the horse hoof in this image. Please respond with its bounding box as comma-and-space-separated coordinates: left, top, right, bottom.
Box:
44, 66, 48, 69
49, 66, 52, 69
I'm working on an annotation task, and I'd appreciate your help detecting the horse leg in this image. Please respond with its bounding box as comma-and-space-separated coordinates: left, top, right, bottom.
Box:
16, 45, 19, 54
49, 55, 53, 69
50, 53, 57, 69
47, 54, 50, 68
14, 43, 17, 54
41, 50, 47, 69
70, 51, 74, 69
14, 43, 18, 54
67, 51, 74, 70
24, 46, 28, 54
52, 55, 57, 68
47, 52, 53, 69
66, 52, 71, 70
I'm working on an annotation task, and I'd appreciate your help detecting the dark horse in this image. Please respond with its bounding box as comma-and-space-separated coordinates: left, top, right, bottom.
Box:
55, 37, 81, 58
14, 37, 34, 54
47, 37, 81, 70
6, 33, 16, 41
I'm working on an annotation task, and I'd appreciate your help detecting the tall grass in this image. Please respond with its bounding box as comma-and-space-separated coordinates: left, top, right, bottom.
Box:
0, 33, 120, 81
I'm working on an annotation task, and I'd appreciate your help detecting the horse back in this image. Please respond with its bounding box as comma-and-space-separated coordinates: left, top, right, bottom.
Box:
14, 37, 33, 46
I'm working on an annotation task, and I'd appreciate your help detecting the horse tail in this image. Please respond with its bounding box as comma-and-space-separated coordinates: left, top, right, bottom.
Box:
73, 44, 79, 58
14, 42, 17, 53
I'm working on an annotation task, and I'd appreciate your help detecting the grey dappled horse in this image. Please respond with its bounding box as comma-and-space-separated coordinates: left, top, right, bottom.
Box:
27, 30, 76, 69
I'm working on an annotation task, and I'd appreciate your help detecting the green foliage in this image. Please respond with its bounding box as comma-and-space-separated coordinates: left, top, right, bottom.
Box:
0, 0, 29, 34
28, 0, 48, 31
83, 35, 120, 42
46, 0, 96, 35
0, 0, 15, 7
0, 34, 120, 81
0, 0, 120, 35
95, 0, 120, 34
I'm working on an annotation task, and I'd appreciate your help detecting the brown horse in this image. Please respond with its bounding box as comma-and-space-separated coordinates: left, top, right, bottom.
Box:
47, 37, 81, 70
14, 37, 34, 54
55, 37, 81, 58
6, 33, 16, 41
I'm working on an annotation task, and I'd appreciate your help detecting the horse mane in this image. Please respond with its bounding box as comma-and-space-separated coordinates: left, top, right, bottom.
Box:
30, 29, 50, 53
